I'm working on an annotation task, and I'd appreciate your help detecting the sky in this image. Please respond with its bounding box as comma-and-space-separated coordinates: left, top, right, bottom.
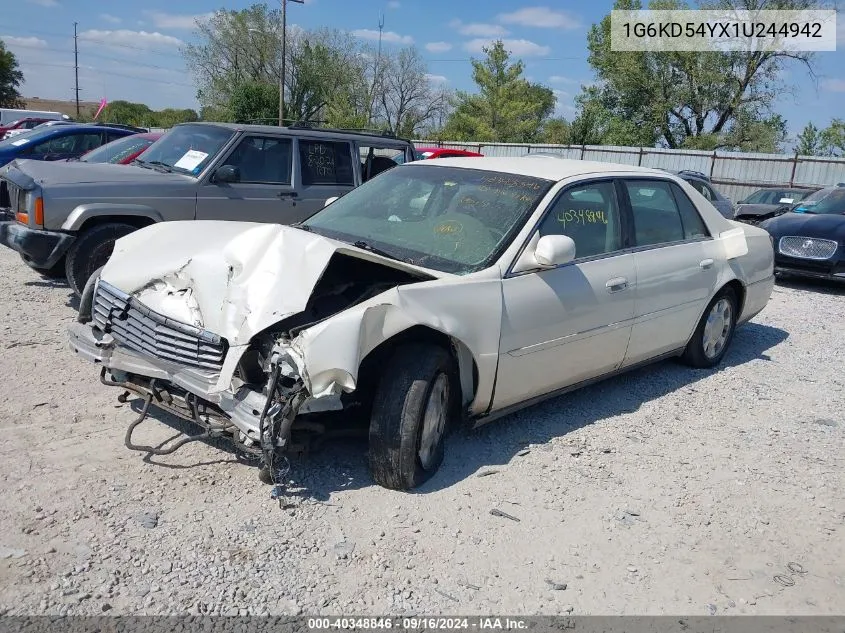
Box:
1, 0, 844, 144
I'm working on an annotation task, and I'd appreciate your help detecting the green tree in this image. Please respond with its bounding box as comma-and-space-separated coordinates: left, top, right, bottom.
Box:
228, 80, 278, 123
819, 119, 845, 156
796, 122, 823, 155
576, 0, 815, 149
541, 117, 571, 145
0, 40, 24, 108
441, 41, 555, 143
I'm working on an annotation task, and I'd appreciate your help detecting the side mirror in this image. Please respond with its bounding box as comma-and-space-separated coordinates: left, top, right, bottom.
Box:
534, 234, 576, 267
324, 196, 339, 207
213, 165, 240, 183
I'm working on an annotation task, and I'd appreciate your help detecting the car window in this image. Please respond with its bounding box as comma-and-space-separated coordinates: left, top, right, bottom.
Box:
221, 136, 293, 184
299, 140, 354, 186
359, 144, 403, 182
74, 133, 104, 153
670, 183, 710, 239
81, 135, 154, 164
538, 181, 622, 259
687, 178, 713, 201
32, 134, 76, 154
625, 180, 687, 246
23, 120, 41, 129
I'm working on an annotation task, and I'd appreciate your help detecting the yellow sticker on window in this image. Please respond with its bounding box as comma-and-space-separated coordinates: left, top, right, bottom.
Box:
434, 220, 464, 235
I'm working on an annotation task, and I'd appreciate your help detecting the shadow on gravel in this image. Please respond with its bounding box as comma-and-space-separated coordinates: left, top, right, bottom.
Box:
775, 277, 845, 296
115, 322, 789, 499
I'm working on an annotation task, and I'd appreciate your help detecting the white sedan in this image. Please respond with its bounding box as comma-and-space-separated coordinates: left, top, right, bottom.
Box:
68, 157, 775, 490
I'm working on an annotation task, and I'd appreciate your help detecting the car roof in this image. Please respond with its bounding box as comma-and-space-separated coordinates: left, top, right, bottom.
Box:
176, 121, 413, 145
403, 156, 672, 182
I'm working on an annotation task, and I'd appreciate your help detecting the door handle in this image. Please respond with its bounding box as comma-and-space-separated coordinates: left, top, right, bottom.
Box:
699, 258, 714, 269
277, 191, 298, 198
605, 277, 628, 293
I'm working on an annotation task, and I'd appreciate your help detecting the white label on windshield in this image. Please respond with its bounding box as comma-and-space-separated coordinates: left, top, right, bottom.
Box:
173, 149, 208, 171
11, 139, 30, 146
778, 198, 794, 203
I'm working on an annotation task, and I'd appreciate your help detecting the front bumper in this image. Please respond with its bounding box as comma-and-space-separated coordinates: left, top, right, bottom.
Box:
68, 321, 296, 444
773, 254, 845, 283
0, 221, 75, 268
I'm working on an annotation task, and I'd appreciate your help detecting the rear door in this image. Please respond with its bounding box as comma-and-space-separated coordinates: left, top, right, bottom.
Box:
195, 134, 301, 224
296, 137, 356, 214
620, 178, 720, 367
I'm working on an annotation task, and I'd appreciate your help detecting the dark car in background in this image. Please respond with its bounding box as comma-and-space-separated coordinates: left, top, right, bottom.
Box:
733, 187, 819, 225
759, 185, 845, 283
0, 124, 135, 168
74, 132, 162, 165
663, 170, 734, 218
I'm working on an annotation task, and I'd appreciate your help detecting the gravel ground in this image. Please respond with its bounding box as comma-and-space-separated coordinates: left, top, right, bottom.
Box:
0, 245, 843, 617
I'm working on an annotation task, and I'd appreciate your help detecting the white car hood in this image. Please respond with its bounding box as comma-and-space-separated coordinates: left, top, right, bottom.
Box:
101, 221, 441, 347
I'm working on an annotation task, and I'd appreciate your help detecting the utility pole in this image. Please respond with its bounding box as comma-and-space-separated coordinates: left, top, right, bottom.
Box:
279, 0, 304, 126
73, 22, 80, 118
366, 13, 384, 126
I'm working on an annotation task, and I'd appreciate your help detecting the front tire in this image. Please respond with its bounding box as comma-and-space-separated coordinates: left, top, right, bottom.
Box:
368, 343, 459, 490
65, 223, 136, 297
681, 287, 738, 368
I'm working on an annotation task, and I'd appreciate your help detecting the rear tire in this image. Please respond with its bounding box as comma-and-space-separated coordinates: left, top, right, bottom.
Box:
680, 287, 738, 369
368, 343, 459, 491
65, 223, 136, 297
20, 253, 65, 278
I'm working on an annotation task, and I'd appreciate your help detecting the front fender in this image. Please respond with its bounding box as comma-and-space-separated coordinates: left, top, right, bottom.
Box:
62, 203, 164, 231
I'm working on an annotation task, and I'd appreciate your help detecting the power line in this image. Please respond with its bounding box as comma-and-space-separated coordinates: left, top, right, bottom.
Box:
7, 40, 188, 73
73, 22, 80, 117
21, 61, 196, 89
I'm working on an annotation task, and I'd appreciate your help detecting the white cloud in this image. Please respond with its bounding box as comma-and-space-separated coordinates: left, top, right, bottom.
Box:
425, 73, 449, 83
549, 75, 577, 84
1, 36, 48, 49
27, 0, 58, 6
821, 78, 845, 93
79, 30, 184, 52
351, 29, 413, 44
553, 89, 569, 98
425, 41, 453, 53
99, 14, 122, 25
497, 6, 581, 29
145, 11, 215, 30
387, 0, 401, 8
450, 19, 508, 37
463, 38, 551, 57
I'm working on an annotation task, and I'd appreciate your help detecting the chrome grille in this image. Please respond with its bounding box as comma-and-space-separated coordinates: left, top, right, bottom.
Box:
778, 236, 838, 260
93, 280, 227, 371
1, 180, 21, 212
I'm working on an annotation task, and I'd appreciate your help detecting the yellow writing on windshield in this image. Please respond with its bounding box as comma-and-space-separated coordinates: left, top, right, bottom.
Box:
557, 209, 608, 228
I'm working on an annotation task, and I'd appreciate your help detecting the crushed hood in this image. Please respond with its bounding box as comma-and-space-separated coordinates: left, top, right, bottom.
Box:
0, 159, 194, 186
101, 221, 442, 346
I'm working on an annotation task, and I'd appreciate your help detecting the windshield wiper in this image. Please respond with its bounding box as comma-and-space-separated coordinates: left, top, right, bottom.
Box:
144, 160, 175, 173
131, 159, 153, 170
352, 240, 399, 261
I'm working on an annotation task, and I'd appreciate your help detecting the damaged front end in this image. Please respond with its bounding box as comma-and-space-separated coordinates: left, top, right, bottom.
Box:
67, 223, 438, 488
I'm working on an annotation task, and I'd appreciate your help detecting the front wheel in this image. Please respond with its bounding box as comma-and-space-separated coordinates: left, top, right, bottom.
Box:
680, 287, 738, 368
368, 343, 459, 490
65, 223, 136, 297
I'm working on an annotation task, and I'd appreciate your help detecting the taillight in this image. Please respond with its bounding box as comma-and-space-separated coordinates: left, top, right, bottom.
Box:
15, 211, 28, 224
34, 197, 44, 226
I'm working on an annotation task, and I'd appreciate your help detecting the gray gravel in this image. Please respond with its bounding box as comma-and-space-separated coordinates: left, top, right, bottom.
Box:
0, 246, 843, 615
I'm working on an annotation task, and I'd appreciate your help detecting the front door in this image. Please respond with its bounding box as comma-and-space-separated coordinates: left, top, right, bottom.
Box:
196, 135, 301, 224
493, 179, 637, 410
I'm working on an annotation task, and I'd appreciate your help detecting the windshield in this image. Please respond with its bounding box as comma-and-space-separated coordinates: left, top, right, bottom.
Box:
793, 187, 845, 214
136, 124, 234, 175
81, 135, 155, 164
303, 165, 553, 274
0, 127, 50, 149
744, 189, 809, 204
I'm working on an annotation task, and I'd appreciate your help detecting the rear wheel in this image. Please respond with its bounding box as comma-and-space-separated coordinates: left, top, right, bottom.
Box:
20, 253, 65, 278
368, 343, 459, 490
65, 223, 136, 297
680, 287, 738, 368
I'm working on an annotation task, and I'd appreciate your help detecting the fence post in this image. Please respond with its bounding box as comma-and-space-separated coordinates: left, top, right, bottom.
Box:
789, 152, 799, 187
709, 151, 717, 178
637, 146, 644, 166
580, 144, 586, 160
526, 145, 531, 154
